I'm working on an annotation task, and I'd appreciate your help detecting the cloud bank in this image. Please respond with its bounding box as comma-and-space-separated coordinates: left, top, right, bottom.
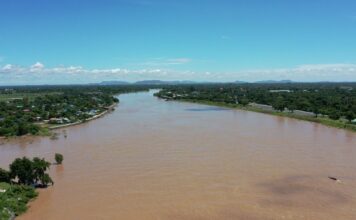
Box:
1, 62, 356, 85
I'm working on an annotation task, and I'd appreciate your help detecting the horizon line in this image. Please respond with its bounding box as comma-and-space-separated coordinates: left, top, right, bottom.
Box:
1, 80, 356, 87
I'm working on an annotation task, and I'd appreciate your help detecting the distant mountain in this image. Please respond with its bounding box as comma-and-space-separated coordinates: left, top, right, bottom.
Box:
134, 80, 197, 85
94, 80, 199, 85
98, 81, 130, 85
94, 80, 295, 85
134, 80, 166, 85
233, 80, 248, 84
254, 80, 293, 84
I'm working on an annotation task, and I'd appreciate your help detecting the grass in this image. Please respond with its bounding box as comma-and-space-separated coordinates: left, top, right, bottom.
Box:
0, 127, 52, 140
37, 127, 52, 136
0, 182, 38, 220
178, 99, 356, 132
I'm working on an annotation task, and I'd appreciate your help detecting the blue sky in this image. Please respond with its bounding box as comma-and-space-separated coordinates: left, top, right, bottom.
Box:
1, 0, 356, 84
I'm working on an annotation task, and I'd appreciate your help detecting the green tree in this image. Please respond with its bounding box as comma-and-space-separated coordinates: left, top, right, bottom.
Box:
9, 157, 53, 186
286, 102, 297, 113
311, 106, 320, 118
345, 111, 355, 122
55, 153, 64, 165
0, 168, 10, 183
9, 157, 34, 185
328, 110, 340, 120
272, 96, 286, 112
40, 173, 54, 186
32, 157, 52, 186
239, 98, 249, 106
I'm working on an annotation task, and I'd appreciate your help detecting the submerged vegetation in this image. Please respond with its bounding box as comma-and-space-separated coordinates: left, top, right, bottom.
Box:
0, 157, 53, 219
54, 153, 63, 165
0, 155, 57, 220
3, 157, 53, 187
0, 85, 149, 137
155, 82, 356, 131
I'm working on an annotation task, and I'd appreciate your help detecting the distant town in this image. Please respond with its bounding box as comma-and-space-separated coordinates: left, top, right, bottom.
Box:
0, 85, 149, 137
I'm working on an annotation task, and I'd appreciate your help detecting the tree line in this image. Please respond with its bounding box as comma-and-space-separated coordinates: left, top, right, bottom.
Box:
0, 85, 150, 137
155, 82, 356, 122
0, 154, 63, 187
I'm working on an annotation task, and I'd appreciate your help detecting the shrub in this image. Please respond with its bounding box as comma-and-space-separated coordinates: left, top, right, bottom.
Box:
0, 168, 10, 183
55, 153, 63, 165
0, 182, 38, 217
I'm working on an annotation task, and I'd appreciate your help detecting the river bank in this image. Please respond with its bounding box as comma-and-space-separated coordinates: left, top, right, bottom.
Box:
48, 103, 117, 130
0, 182, 38, 220
0, 103, 118, 141
8, 91, 356, 220
165, 98, 356, 132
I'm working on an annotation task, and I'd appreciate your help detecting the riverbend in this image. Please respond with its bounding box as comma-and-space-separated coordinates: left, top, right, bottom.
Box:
1, 90, 355, 220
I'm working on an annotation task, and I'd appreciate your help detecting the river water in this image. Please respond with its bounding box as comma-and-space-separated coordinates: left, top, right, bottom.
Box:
1, 90, 356, 220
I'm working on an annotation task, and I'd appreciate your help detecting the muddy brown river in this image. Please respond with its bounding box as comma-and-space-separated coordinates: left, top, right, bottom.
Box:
1, 90, 356, 220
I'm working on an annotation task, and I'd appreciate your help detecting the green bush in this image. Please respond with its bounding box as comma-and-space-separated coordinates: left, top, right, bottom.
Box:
0, 169, 10, 183
0, 182, 38, 219
55, 153, 63, 165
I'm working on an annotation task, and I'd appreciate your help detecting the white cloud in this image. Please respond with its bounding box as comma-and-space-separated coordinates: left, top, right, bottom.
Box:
0, 63, 196, 84
2, 64, 13, 71
31, 62, 44, 69
232, 64, 356, 82
0, 63, 356, 85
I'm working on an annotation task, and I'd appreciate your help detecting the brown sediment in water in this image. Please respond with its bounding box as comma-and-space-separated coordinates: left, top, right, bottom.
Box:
0, 90, 355, 220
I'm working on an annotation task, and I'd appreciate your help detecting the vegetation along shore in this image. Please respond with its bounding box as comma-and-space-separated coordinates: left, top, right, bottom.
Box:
0, 85, 150, 138
155, 82, 356, 132
0, 154, 63, 220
